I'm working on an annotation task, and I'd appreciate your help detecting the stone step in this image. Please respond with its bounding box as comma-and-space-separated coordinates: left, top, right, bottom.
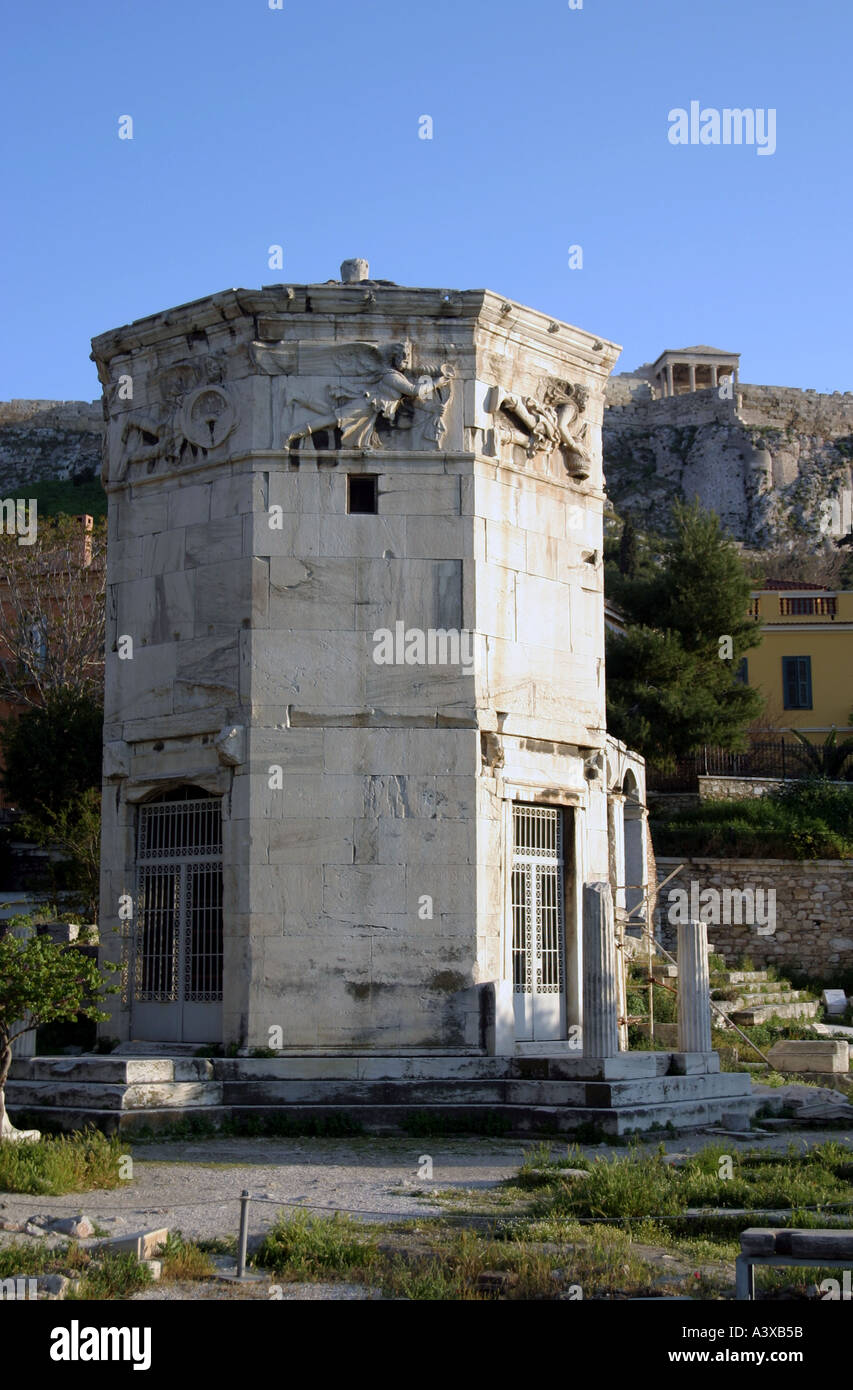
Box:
714, 971, 771, 985
9, 1057, 216, 1084
215, 1072, 750, 1109
712, 991, 813, 1011
10, 1054, 512, 1084
7, 1068, 750, 1114
12, 1050, 718, 1087
730, 1001, 821, 1026
7, 1094, 759, 1139
6, 1051, 757, 1139
6, 1080, 224, 1112
711, 987, 790, 1002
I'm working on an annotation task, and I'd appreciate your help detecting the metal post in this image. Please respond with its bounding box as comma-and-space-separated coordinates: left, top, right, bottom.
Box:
647, 907, 655, 1046
735, 1255, 754, 1300
781, 737, 786, 781
237, 1190, 250, 1279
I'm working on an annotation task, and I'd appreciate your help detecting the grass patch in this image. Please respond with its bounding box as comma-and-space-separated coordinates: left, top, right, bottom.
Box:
515, 1142, 592, 1189
159, 1231, 216, 1282
0, 1240, 151, 1300
0, 1240, 86, 1279
255, 1210, 379, 1280
73, 1252, 152, 1301
197, 1235, 237, 1257
651, 781, 853, 859
527, 1140, 853, 1240
0, 1128, 126, 1195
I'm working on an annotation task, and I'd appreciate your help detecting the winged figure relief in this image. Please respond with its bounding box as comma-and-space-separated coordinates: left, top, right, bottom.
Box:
251, 340, 453, 450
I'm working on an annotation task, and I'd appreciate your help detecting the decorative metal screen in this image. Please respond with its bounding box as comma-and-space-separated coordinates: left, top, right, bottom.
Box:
511, 805, 565, 996
135, 795, 223, 1005
511, 867, 529, 990
186, 863, 223, 1000
136, 865, 180, 1001
138, 796, 222, 860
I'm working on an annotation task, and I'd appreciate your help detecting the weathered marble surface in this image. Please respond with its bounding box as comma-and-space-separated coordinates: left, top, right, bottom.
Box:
92, 267, 629, 1052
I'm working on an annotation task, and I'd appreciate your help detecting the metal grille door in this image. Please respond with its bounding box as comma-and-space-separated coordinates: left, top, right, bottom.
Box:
133, 793, 223, 1043
511, 805, 566, 1041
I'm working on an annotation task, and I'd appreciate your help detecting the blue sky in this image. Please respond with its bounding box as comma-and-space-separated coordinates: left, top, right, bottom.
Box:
2, 0, 851, 400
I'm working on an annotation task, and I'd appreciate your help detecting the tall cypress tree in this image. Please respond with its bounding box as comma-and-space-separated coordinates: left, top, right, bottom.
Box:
618, 516, 638, 578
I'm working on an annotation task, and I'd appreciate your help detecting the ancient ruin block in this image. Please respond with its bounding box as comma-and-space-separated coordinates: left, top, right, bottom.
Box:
92, 264, 646, 1053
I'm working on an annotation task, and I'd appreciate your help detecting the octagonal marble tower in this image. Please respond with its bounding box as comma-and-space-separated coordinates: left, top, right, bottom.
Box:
91, 265, 623, 1053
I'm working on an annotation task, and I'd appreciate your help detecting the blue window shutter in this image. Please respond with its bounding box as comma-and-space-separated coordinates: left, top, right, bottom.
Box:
782, 657, 795, 708
783, 656, 812, 709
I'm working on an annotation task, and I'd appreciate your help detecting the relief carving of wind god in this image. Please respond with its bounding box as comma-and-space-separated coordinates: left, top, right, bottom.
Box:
107, 355, 237, 484
251, 339, 454, 451
489, 378, 592, 479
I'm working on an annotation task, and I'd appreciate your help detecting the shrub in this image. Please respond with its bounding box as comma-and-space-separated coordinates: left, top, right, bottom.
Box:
255, 1210, 377, 1279
0, 1129, 125, 1195
651, 781, 853, 858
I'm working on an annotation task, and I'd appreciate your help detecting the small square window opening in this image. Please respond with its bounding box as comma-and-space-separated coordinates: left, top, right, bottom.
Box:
348, 476, 378, 514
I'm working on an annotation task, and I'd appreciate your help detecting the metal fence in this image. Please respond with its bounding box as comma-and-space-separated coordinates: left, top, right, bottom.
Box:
646, 739, 845, 792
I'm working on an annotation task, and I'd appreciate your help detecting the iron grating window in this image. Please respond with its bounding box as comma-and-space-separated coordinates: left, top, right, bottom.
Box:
135, 794, 224, 1004
511, 805, 565, 996
138, 796, 222, 860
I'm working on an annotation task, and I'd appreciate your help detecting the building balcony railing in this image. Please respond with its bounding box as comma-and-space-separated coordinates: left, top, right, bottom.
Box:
778, 596, 837, 617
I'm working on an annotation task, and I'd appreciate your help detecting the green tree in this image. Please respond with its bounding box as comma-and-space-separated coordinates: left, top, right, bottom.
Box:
618, 516, 638, 579
0, 692, 103, 920
606, 501, 764, 759
0, 689, 103, 816
788, 728, 853, 781
0, 925, 117, 1139
20, 788, 102, 921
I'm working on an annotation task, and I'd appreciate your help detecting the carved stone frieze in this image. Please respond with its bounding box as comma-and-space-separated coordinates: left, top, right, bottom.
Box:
108, 355, 237, 483
251, 339, 454, 451
489, 378, 592, 478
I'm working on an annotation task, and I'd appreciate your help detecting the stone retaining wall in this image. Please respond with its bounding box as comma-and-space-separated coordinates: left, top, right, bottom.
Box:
0, 400, 103, 429
698, 776, 783, 800
656, 856, 852, 976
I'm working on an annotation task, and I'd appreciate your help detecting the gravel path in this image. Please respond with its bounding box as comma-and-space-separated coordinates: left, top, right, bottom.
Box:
1, 1128, 849, 1251
0, 1136, 525, 1246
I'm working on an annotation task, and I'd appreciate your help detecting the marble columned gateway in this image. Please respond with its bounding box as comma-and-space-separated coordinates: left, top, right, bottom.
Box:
79, 265, 752, 1134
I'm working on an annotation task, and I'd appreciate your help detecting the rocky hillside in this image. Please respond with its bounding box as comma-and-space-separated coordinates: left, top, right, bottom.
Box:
0, 400, 103, 493
603, 379, 853, 546
1, 384, 852, 553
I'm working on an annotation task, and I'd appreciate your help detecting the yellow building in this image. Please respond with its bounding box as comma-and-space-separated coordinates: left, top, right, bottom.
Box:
742, 581, 853, 738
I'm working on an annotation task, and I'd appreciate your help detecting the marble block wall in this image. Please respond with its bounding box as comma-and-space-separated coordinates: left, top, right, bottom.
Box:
92, 271, 623, 1051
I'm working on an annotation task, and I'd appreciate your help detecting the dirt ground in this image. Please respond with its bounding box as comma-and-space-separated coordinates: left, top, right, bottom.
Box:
1, 1128, 849, 1252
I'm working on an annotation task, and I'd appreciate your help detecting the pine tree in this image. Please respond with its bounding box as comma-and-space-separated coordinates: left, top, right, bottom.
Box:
606, 501, 764, 759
